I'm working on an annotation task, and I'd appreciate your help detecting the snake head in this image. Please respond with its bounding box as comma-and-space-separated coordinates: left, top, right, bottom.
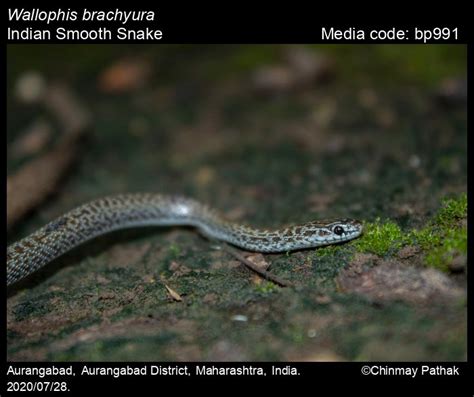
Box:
305, 218, 363, 246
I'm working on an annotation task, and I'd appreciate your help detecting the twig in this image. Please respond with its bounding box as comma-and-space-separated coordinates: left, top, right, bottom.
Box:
221, 243, 294, 288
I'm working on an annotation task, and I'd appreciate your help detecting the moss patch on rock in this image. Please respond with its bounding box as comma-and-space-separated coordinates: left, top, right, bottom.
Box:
354, 219, 406, 257
350, 193, 467, 272
411, 193, 467, 272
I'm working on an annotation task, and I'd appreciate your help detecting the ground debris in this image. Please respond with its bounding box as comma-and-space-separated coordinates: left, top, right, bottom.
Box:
245, 254, 270, 271
164, 284, 183, 302
397, 245, 420, 259
169, 261, 192, 277
337, 259, 465, 305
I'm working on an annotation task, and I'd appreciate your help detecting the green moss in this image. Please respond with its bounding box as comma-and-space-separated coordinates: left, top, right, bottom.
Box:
436, 193, 467, 226
410, 227, 442, 251
168, 244, 181, 258
352, 194, 467, 271
288, 326, 306, 344
255, 281, 279, 294
354, 218, 407, 256
424, 228, 467, 272
410, 193, 467, 272
314, 245, 341, 258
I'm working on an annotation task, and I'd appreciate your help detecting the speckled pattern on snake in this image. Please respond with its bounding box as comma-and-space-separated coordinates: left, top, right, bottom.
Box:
7, 193, 363, 286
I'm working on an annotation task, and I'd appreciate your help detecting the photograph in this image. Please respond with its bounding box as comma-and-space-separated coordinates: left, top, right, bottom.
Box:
6, 44, 467, 363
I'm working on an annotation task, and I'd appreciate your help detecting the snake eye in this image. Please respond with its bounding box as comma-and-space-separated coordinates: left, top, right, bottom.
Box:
333, 225, 344, 235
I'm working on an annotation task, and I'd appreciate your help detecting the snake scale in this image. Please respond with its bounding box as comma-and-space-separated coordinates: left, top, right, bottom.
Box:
7, 193, 363, 286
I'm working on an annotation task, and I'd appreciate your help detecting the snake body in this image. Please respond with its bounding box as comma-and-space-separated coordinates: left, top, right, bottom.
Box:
7, 194, 363, 286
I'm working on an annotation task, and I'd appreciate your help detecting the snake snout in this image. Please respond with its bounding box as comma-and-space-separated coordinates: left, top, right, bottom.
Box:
350, 219, 363, 231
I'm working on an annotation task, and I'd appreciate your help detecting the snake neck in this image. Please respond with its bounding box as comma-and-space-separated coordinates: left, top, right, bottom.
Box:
196, 222, 325, 253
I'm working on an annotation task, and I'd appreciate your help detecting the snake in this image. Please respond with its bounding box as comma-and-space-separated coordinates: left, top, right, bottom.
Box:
7, 193, 363, 286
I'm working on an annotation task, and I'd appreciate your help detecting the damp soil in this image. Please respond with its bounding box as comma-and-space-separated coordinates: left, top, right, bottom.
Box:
6, 44, 467, 361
